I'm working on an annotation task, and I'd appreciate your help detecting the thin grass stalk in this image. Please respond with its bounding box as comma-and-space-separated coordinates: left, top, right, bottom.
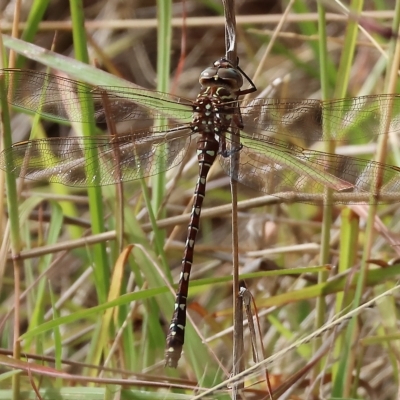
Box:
333, 6, 364, 100
0, 73, 16, 400
0, 79, 22, 400
152, 0, 172, 218
69, 0, 111, 373
48, 283, 62, 388
139, 179, 169, 271
292, 1, 319, 57
332, 0, 363, 396
0, 38, 9, 293
98, 89, 124, 254
351, 2, 400, 394
383, 6, 400, 166
15, 0, 50, 69
22, 201, 63, 359
367, 79, 400, 391
364, 0, 400, 329
334, 208, 359, 394
1, 3, 23, 398
150, 6, 172, 364
69, 0, 109, 300
312, 4, 333, 388
8, 0, 21, 69
249, 0, 294, 88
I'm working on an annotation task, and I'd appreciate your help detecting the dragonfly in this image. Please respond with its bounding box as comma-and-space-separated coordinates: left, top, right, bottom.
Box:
1, 60, 400, 367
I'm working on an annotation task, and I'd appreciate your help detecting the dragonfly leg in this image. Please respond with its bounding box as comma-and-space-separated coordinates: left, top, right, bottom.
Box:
219, 142, 243, 158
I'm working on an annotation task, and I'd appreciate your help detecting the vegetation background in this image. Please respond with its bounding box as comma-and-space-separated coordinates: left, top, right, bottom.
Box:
0, 0, 399, 399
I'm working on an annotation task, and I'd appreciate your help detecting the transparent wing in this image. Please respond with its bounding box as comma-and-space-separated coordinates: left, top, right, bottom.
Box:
219, 132, 400, 204
0, 127, 191, 186
2, 69, 194, 124
4, 68, 400, 200
0, 69, 193, 186
236, 95, 400, 143
5, 69, 400, 144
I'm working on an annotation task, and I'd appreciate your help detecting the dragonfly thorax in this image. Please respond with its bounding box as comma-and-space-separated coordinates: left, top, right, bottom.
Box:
199, 58, 243, 92
192, 86, 235, 136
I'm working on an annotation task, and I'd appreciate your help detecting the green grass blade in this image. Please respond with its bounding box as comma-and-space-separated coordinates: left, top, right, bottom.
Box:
15, 0, 51, 69
69, 1, 109, 305
151, 0, 172, 221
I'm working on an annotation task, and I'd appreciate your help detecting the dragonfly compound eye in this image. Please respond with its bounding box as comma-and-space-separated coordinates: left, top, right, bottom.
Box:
215, 67, 243, 90
199, 65, 243, 90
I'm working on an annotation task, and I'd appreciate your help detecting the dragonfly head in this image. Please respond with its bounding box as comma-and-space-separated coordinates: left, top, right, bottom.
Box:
199, 58, 243, 91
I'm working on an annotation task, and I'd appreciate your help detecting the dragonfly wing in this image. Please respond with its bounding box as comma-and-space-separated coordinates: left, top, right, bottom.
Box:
0, 127, 191, 187
3, 69, 193, 124
219, 133, 400, 204
238, 95, 400, 143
